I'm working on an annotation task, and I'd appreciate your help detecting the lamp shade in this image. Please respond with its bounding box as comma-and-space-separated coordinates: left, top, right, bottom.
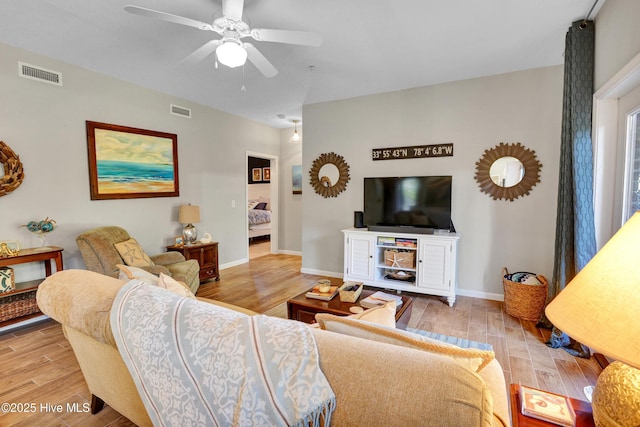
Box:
545, 212, 640, 369
178, 205, 200, 224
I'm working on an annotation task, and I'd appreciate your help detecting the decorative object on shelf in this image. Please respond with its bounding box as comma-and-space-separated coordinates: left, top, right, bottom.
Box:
21, 217, 56, 247
309, 152, 350, 198
86, 121, 179, 200
0, 140, 25, 198
474, 142, 542, 201
0, 266, 15, 293
200, 232, 212, 244
174, 236, 184, 246
178, 204, 200, 245
0, 240, 20, 257
289, 120, 302, 143
372, 143, 453, 161
546, 212, 640, 427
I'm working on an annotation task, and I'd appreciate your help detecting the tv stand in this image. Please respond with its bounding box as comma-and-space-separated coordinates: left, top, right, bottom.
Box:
342, 228, 459, 306
367, 225, 435, 235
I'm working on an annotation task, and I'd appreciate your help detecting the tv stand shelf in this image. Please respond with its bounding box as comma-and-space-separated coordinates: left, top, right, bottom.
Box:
343, 228, 459, 306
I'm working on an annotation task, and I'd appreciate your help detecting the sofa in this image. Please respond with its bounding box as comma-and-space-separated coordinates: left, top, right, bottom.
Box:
36, 270, 511, 427
76, 225, 200, 293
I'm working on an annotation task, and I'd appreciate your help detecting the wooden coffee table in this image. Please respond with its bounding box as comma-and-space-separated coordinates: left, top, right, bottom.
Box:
287, 289, 413, 329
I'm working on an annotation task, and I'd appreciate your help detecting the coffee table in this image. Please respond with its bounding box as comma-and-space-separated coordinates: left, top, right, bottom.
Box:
287, 289, 413, 329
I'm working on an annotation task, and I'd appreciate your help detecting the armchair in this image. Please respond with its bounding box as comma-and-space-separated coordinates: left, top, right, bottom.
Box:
76, 226, 200, 293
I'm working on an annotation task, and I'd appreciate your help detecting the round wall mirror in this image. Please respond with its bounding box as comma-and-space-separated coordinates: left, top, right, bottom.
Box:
309, 152, 350, 198
474, 142, 541, 201
489, 156, 524, 187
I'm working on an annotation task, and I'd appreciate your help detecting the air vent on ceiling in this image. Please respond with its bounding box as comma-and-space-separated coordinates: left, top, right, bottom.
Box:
170, 104, 191, 118
18, 62, 62, 86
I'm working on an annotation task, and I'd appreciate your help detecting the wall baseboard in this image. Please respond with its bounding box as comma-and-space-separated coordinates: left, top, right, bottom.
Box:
277, 250, 302, 256
300, 268, 343, 279
220, 259, 248, 270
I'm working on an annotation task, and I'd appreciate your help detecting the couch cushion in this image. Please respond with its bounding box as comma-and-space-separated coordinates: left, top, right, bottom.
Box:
116, 265, 195, 298
114, 238, 154, 267
157, 273, 195, 299
315, 313, 495, 372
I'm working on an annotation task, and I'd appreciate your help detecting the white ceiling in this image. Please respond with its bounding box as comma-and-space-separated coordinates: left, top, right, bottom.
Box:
0, 0, 602, 128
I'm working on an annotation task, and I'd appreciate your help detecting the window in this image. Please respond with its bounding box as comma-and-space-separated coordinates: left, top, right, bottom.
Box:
623, 108, 640, 222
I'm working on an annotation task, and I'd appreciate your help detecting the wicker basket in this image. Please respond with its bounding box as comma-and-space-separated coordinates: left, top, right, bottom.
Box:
384, 250, 415, 269
502, 267, 548, 321
0, 290, 40, 322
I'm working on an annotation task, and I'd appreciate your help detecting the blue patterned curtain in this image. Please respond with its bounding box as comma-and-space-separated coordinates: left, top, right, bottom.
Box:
544, 20, 597, 358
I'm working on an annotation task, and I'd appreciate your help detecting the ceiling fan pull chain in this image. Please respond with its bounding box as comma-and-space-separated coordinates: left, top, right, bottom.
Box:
241, 65, 247, 92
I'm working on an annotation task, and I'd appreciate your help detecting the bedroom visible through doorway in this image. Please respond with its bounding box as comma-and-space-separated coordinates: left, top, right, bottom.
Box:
247, 153, 277, 259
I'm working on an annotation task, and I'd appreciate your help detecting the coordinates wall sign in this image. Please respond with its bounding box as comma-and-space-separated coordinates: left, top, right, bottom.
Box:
372, 143, 453, 161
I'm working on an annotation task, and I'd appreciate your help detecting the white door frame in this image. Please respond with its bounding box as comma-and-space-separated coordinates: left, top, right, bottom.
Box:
246, 150, 278, 258
593, 51, 640, 247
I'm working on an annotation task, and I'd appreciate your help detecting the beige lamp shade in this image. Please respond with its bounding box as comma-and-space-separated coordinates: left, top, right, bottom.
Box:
545, 211, 640, 369
178, 205, 200, 224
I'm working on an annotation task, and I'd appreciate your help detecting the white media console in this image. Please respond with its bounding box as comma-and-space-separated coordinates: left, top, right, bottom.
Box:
342, 228, 460, 306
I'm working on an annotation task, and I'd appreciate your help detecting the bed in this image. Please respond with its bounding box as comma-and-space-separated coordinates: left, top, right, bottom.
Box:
248, 199, 271, 240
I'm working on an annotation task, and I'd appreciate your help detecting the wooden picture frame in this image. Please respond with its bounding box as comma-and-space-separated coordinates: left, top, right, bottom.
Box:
174, 236, 184, 246
263, 167, 271, 181
86, 121, 179, 200
252, 168, 262, 182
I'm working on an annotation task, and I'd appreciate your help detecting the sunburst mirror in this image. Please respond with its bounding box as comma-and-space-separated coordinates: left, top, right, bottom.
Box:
474, 142, 542, 201
309, 152, 350, 198
0, 141, 25, 198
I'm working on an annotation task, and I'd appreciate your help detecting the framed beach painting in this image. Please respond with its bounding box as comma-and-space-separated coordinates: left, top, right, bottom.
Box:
292, 165, 302, 194
86, 121, 179, 200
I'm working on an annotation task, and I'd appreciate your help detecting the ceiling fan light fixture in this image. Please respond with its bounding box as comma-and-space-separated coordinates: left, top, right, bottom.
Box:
289, 119, 302, 143
216, 39, 247, 68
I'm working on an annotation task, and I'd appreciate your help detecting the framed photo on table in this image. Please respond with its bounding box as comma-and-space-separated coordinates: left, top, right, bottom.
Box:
86, 121, 179, 200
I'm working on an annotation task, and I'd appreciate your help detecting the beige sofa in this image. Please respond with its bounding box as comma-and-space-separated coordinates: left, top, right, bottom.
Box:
36, 270, 511, 427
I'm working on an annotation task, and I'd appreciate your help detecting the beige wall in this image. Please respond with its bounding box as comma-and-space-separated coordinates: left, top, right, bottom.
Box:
302, 66, 563, 299
278, 127, 303, 254
0, 42, 281, 280
594, 0, 640, 91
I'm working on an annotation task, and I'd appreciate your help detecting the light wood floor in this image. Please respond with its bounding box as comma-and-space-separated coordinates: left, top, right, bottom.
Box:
0, 254, 600, 426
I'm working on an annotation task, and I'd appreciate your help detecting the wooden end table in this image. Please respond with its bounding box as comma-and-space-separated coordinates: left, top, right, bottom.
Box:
287, 289, 413, 329
510, 384, 594, 426
166, 242, 219, 282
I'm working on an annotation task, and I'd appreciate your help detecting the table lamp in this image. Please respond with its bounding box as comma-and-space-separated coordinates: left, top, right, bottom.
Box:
178, 204, 200, 245
546, 212, 640, 426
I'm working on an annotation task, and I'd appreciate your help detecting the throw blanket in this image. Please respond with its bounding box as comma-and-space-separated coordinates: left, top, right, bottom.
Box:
111, 281, 336, 427
248, 209, 271, 225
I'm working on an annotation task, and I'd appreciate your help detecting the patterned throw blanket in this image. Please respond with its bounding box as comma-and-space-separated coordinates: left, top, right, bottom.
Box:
111, 281, 336, 426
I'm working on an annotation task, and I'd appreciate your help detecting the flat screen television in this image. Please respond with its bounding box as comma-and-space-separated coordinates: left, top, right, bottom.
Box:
363, 176, 453, 233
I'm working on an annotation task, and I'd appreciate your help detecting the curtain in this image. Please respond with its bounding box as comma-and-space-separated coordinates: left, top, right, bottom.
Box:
542, 20, 597, 358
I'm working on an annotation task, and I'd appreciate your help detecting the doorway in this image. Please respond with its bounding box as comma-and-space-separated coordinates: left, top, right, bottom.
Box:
246, 151, 278, 259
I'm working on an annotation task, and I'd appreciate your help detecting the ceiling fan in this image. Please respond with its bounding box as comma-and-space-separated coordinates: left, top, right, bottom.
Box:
124, 0, 322, 78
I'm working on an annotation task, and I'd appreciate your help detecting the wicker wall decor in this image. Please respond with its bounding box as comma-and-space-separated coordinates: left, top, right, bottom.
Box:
0, 141, 24, 198
309, 152, 350, 198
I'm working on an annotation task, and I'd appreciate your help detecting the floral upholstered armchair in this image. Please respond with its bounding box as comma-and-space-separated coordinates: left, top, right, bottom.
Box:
76, 226, 200, 294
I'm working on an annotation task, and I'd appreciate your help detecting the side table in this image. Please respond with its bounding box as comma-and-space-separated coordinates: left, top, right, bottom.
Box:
166, 242, 219, 282
0, 246, 64, 324
510, 384, 594, 426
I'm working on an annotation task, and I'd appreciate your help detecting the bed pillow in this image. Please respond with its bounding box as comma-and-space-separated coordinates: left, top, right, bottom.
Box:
114, 238, 154, 267
315, 314, 494, 372
253, 202, 268, 210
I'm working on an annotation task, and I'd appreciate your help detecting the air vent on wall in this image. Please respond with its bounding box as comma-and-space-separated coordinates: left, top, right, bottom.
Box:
170, 104, 191, 118
18, 62, 62, 86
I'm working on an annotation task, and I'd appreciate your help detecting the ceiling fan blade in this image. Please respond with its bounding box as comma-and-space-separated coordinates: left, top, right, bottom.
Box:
244, 43, 278, 78
124, 5, 213, 31
251, 29, 322, 47
181, 40, 222, 64
222, 0, 244, 22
